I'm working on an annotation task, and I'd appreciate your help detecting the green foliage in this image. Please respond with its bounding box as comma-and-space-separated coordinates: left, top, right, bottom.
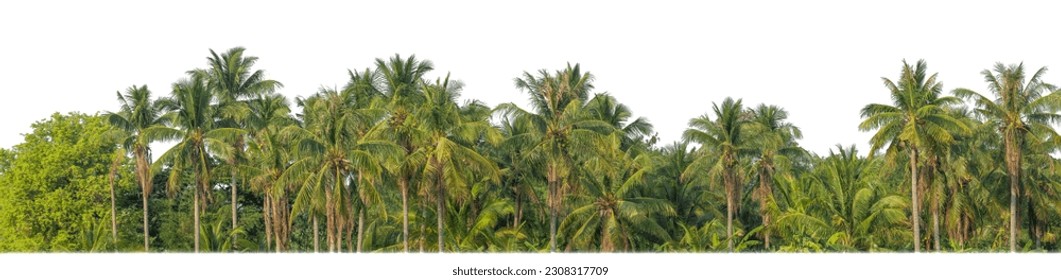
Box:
0, 113, 138, 251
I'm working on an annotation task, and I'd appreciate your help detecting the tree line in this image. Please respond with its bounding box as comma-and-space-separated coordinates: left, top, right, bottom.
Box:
1, 48, 1060, 253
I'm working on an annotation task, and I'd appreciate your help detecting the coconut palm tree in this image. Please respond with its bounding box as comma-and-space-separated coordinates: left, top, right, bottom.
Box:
499, 63, 613, 252
746, 104, 806, 249
952, 62, 1061, 252
203, 47, 282, 248
241, 93, 297, 251
104, 84, 169, 251
559, 136, 673, 251
859, 59, 968, 252
682, 97, 750, 252
417, 74, 500, 252
371, 54, 433, 252
154, 73, 235, 252
284, 87, 393, 252
585, 93, 655, 151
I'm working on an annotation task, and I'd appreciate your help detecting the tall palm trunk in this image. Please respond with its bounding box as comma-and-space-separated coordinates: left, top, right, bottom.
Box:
419, 202, 427, 252
109, 169, 118, 248
357, 208, 365, 253
547, 164, 559, 253
757, 163, 773, 250
136, 149, 151, 251
724, 168, 735, 252
928, 165, 940, 251
313, 215, 320, 253
325, 182, 335, 253
436, 161, 445, 253
1004, 133, 1020, 252
193, 185, 200, 253
909, 147, 920, 253
263, 194, 274, 251
108, 150, 123, 249
230, 168, 238, 251
514, 191, 523, 227
399, 177, 410, 252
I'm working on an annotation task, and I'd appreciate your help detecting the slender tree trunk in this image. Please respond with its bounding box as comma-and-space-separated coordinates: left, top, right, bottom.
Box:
547, 164, 558, 253
725, 170, 734, 252
436, 163, 446, 253
263, 194, 273, 252
758, 165, 772, 250
313, 215, 319, 253
136, 148, 151, 252
419, 202, 426, 253
325, 173, 336, 253
357, 208, 365, 253
346, 211, 354, 253
109, 173, 118, 247
194, 187, 200, 253
909, 147, 920, 253
514, 191, 522, 227
142, 182, 150, 251
1005, 135, 1020, 253
337, 209, 345, 253
230, 169, 238, 251
400, 178, 409, 252
931, 170, 940, 252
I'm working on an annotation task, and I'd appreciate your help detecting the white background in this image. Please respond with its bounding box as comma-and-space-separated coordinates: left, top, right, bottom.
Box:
4, 1, 1061, 156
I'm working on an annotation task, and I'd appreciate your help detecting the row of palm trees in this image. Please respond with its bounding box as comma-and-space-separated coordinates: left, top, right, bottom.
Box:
102, 48, 1061, 252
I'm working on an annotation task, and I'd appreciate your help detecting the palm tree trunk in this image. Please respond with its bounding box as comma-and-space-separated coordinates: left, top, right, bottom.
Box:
357, 208, 364, 253
758, 167, 771, 250
437, 182, 445, 253
108, 150, 122, 249
325, 186, 335, 253
514, 191, 522, 227
547, 164, 558, 253
909, 147, 920, 253
136, 150, 151, 251
1005, 135, 1020, 252
312, 214, 319, 253
194, 187, 200, 253
263, 194, 274, 252
337, 210, 344, 252
931, 173, 940, 252
230, 169, 238, 251
725, 172, 734, 253
400, 177, 409, 252
135, 148, 151, 252
600, 217, 613, 252
419, 201, 426, 253
142, 183, 150, 251
109, 174, 118, 247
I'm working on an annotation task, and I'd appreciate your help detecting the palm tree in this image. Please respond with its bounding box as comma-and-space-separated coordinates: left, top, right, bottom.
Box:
774, 145, 909, 251
682, 97, 750, 252
747, 104, 806, 249
155, 73, 233, 252
499, 63, 612, 252
203, 47, 282, 248
952, 62, 1061, 252
559, 137, 673, 251
585, 93, 655, 151
105, 85, 168, 251
371, 54, 433, 252
417, 75, 500, 252
242, 93, 297, 251
859, 59, 968, 252
285, 87, 392, 252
